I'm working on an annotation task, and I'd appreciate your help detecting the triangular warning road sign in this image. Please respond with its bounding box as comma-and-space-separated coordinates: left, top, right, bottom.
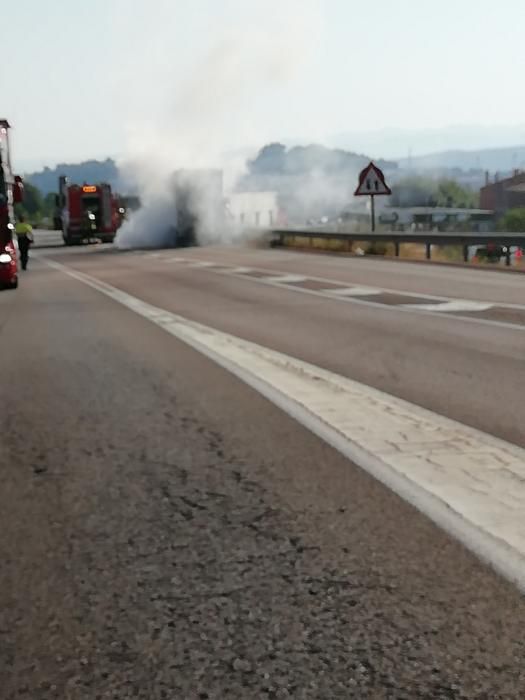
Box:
354, 162, 392, 196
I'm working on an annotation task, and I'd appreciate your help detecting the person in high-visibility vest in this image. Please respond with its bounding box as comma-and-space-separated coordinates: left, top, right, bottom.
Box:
15, 215, 34, 270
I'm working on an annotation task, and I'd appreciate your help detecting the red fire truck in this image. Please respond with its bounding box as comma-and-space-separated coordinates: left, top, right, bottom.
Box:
0, 119, 23, 289
57, 175, 120, 245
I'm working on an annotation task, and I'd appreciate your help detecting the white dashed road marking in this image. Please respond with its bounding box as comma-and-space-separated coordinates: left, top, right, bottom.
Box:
327, 286, 382, 296
264, 275, 307, 284
188, 261, 216, 268
227, 267, 253, 274
408, 300, 495, 312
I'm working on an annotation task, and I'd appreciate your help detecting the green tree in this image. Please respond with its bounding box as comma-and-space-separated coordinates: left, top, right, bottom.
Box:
389, 177, 438, 207
389, 177, 478, 208
43, 192, 58, 217
13, 183, 58, 226
499, 208, 525, 232
14, 182, 44, 220
436, 179, 478, 208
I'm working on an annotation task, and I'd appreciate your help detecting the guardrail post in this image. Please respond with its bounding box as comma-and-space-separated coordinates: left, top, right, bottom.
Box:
394, 240, 400, 257
463, 245, 469, 263
425, 243, 431, 260
505, 246, 511, 267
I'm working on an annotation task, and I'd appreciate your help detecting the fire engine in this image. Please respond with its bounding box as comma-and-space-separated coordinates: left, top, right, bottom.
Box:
0, 119, 23, 289
56, 175, 120, 245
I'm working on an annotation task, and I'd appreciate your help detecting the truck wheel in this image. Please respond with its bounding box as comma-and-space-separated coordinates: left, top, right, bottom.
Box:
8, 277, 18, 289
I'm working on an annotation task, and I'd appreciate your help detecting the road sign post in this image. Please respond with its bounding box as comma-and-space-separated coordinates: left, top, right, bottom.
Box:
354, 162, 392, 232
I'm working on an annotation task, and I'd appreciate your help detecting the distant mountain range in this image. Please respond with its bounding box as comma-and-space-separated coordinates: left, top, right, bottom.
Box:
26, 158, 124, 195
397, 145, 525, 173
329, 124, 525, 161
24, 140, 525, 197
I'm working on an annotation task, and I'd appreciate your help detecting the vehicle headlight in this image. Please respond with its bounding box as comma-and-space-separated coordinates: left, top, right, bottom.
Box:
0, 253, 12, 263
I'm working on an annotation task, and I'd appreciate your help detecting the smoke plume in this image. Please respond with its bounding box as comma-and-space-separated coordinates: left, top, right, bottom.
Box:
116, 1, 320, 249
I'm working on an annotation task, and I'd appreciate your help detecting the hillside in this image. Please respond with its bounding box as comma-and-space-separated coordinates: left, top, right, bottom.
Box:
236, 143, 398, 222
25, 158, 123, 195
330, 124, 525, 162
242, 143, 396, 179
24, 144, 398, 210
398, 145, 525, 173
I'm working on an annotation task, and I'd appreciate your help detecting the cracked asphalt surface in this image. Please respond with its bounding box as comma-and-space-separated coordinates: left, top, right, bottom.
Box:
2, 249, 525, 698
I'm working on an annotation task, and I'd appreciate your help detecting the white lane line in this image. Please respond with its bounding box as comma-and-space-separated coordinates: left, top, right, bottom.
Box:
407, 300, 494, 313
188, 261, 216, 268
264, 274, 307, 284
44, 257, 525, 592
328, 286, 382, 297
226, 267, 253, 274
162, 256, 189, 263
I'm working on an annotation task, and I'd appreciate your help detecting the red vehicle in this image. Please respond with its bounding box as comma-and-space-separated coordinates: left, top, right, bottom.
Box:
57, 176, 120, 245
0, 119, 23, 289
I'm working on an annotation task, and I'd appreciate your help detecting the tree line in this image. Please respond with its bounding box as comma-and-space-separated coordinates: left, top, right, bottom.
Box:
15, 182, 57, 225
16, 168, 525, 232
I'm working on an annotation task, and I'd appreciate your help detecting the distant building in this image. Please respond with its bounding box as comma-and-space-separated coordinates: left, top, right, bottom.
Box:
480, 171, 525, 216
340, 202, 495, 232
375, 206, 494, 231
227, 191, 279, 228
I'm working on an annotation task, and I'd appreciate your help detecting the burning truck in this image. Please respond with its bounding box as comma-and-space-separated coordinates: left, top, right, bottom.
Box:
167, 169, 225, 247
165, 169, 279, 246
117, 168, 280, 249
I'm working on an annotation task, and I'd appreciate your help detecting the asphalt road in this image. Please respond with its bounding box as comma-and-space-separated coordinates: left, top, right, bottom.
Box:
2, 242, 525, 698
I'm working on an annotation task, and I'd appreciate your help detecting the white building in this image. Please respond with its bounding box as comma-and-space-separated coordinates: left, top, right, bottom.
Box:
227, 191, 279, 228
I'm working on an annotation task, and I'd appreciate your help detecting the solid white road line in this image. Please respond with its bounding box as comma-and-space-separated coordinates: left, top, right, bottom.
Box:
44, 257, 525, 592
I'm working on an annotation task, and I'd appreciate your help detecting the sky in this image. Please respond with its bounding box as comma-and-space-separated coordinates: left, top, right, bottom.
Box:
2, 0, 525, 171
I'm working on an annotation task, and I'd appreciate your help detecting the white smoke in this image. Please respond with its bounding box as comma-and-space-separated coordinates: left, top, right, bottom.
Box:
116, 1, 321, 249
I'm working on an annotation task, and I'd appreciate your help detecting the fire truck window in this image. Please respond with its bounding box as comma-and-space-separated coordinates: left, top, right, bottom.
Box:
82, 196, 100, 211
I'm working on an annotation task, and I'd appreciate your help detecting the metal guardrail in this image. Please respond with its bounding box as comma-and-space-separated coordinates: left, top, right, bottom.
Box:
270, 229, 525, 266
